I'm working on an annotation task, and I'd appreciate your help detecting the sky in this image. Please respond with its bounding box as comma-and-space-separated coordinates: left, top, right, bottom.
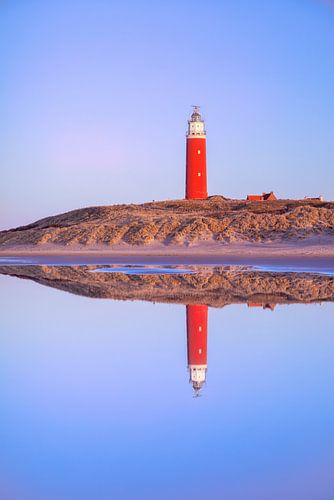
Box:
1, 274, 334, 499
0, 0, 333, 230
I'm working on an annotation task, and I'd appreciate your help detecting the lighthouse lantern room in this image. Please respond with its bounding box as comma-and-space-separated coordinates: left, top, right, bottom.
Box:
185, 106, 208, 200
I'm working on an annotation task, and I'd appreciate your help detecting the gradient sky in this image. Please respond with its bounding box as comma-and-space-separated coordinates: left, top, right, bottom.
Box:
1, 0, 333, 230
1, 274, 334, 499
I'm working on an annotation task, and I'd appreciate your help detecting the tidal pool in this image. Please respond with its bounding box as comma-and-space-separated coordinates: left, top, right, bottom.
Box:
1, 264, 334, 500
91, 266, 195, 275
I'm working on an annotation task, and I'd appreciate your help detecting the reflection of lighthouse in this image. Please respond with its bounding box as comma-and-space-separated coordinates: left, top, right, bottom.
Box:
185, 106, 208, 200
186, 305, 208, 396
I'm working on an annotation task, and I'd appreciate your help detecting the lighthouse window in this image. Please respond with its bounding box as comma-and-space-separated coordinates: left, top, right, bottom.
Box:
197, 149, 201, 154
198, 172, 201, 177
199, 326, 202, 332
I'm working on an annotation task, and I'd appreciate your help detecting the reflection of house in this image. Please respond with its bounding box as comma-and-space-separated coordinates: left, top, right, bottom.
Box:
247, 191, 277, 201
186, 305, 208, 396
248, 303, 276, 311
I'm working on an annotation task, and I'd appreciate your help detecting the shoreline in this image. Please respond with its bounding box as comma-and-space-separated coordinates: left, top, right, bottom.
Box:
1, 242, 334, 270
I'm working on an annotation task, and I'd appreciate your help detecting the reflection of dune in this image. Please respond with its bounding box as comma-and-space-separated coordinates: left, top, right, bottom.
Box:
1, 265, 333, 307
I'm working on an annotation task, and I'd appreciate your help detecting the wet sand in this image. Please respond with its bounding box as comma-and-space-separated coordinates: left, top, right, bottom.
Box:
1, 246, 334, 273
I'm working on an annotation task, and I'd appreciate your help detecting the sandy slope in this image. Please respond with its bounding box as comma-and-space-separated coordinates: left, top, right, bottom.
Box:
1, 197, 334, 251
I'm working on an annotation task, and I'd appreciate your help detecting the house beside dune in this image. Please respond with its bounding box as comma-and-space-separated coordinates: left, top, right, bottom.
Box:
247, 191, 277, 201
304, 195, 324, 202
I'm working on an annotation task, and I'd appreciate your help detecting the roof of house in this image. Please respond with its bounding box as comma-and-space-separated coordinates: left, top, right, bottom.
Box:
262, 191, 277, 200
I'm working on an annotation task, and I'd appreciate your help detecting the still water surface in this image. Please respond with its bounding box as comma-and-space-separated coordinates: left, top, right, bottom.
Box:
1, 263, 334, 500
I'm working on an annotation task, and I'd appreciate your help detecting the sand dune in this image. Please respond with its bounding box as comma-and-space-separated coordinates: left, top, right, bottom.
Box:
1, 197, 334, 252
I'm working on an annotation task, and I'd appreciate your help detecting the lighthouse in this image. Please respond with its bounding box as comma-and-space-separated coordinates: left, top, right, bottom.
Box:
185, 106, 208, 200
186, 304, 208, 396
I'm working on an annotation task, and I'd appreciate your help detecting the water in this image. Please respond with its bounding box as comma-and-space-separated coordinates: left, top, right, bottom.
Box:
1, 262, 334, 500
92, 266, 195, 275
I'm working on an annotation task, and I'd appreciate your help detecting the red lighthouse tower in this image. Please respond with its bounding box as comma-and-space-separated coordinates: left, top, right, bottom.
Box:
186, 304, 208, 396
185, 106, 208, 200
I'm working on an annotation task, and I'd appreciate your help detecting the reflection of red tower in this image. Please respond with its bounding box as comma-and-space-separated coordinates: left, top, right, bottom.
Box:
186, 304, 208, 396
185, 106, 208, 200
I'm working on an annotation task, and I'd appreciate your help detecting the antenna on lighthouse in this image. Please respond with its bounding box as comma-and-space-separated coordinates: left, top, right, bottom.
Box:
191, 105, 201, 117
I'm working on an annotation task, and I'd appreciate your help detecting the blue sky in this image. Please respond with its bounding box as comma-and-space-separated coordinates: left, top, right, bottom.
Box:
1, 0, 333, 229
1, 274, 334, 499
